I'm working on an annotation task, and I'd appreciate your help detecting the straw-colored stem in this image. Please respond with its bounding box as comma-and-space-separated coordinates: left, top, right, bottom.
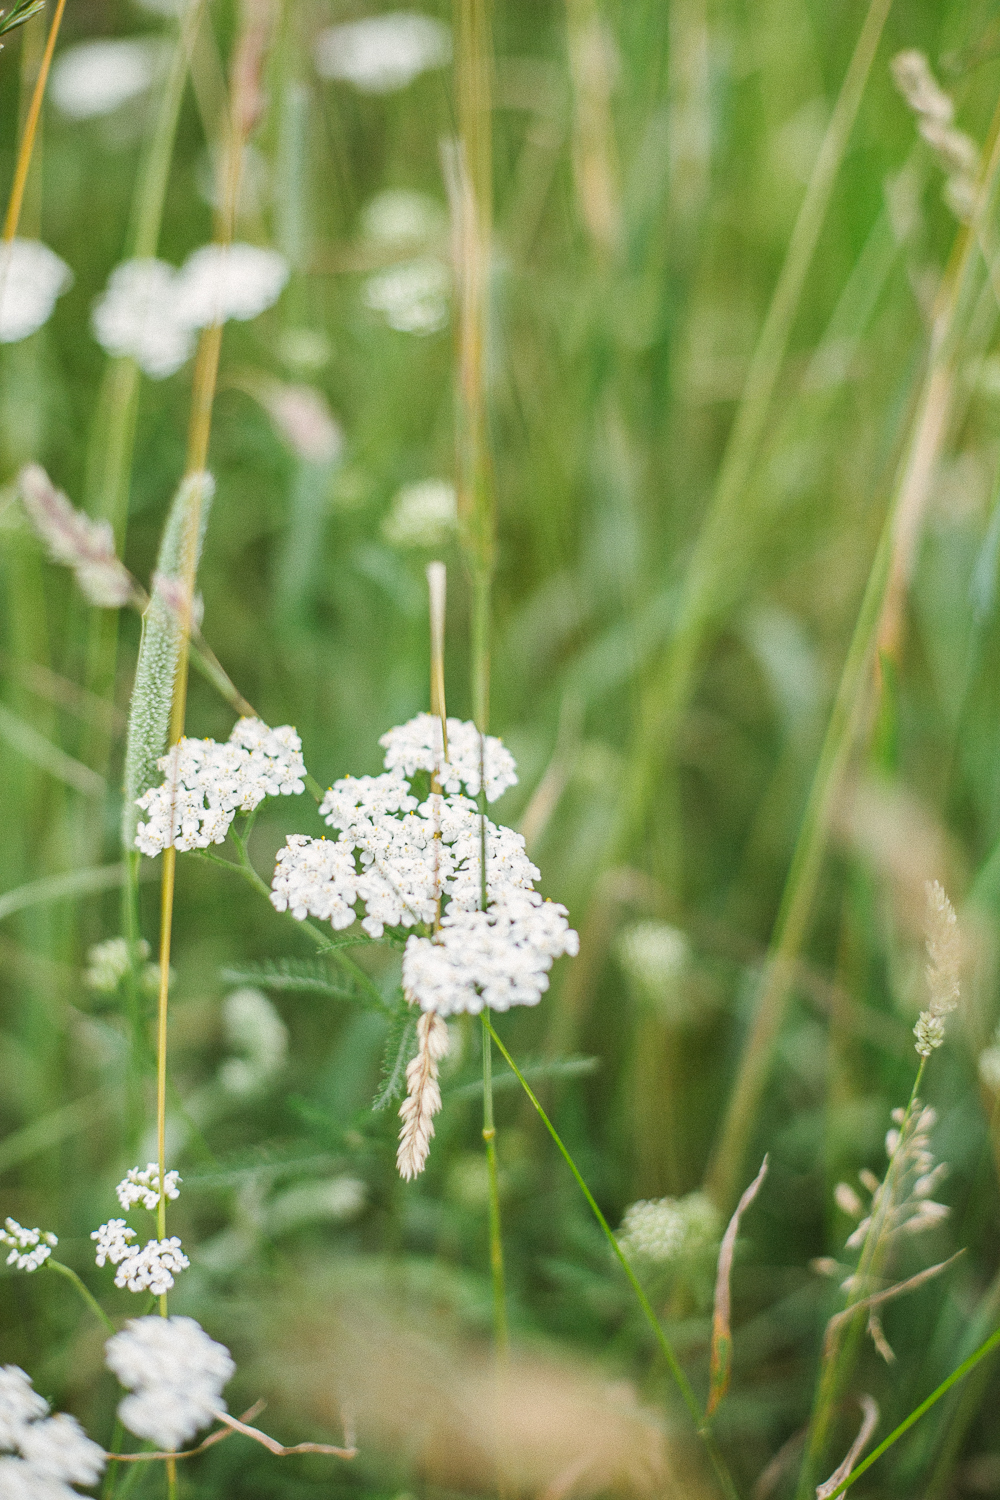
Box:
485, 1019, 740, 1500
1, 0, 67, 244
617, 0, 893, 865
704, 91, 1000, 1212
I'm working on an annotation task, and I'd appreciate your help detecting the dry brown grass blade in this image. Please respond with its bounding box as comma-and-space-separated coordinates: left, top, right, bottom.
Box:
210, 1407, 357, 1458
107, 1401, 267, 1461
816, 1395, 879, 1500
822, 1252, 965, 1362
706, 1154, 769, 1417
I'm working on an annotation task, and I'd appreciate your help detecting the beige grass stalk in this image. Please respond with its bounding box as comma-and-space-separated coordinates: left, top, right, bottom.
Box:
1, 0, 66, 246
704, 88, 1000, 1212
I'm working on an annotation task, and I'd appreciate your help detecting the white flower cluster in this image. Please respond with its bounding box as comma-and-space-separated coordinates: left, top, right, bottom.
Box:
363, 256, 449, 335
0, 1219, 57, 1273
92, 1219, 189, 1296
50, 37, 164, 120
105, 1316, 234, 1452
836, 1102, 949, 1257
382, 478, 457, 548
0, 240, 72, 344
0, 1366, 105, 1497
135, 717, 306, 856
616, 1192, 721, 1265
116, 1163, 181, 1213
314, 12, 451, 93
914, 880, 961, 1057
271, 714, 577, 1015
92, 243, 290, 378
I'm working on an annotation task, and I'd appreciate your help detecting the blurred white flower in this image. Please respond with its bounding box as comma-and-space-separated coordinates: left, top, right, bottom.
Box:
382, 479, 457, 547
0, 1367, 104, 1493
265, 1175, 367, 1232
105, 1316, 234, 1451
315, 12, 451, 94
0, 240, 72, 343
617, 1192, 721, 1264
91, 259, 195, 378
84, 936, 153, 992
50, 38, 164, 120
361, 188, 447, 246
217, 987, 288, 1095
0, 1219, 57, 1273
173, 243, 289, 328
92, 244, 290, 378
363, 256, 449, 333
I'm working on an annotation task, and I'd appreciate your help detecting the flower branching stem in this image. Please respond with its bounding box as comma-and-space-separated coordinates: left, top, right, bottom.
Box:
484, 1019, 740, 1500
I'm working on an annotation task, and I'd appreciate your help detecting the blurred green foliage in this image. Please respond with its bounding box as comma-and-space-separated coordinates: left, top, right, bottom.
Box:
2, 0, 1000, 1495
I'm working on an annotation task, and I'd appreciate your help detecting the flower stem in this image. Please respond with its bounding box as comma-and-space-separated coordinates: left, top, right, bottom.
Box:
481, 1013, 508, 1357
47, 1259, 115, 1334
484, 1018, 740, 1500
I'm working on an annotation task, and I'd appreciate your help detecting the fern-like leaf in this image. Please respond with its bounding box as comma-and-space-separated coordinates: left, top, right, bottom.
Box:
372, 1007, 418, 1111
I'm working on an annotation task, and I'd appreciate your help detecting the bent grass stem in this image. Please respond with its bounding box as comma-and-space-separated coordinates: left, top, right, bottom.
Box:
47, 1258, 115, 1334
484, 1019, 740, 1500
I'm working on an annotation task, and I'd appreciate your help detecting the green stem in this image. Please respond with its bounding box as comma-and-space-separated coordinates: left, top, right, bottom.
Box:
484, 1019, 740, 1500
796, 1060, 927, 1497
481, 1012, 508, 1356
47, 1259, 115, 1334
822, 1324, 1000, 1498
197, 838, 392, 1014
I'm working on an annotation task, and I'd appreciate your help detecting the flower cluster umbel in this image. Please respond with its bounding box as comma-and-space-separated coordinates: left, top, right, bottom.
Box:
91, 1165, 189, 1296
0, 1364, 105, 1497
0, 1218, 57, 1272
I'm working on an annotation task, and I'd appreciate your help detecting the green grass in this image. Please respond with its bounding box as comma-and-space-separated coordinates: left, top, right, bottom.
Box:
3, 0, 1000, 1496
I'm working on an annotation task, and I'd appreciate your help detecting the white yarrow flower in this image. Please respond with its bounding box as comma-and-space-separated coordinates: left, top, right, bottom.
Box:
0, 1219, 57, 1273
0, 1367, 104, 1494
363, 256, 449, 334
91, 1218, 137, 1268
361, 189, 447, 246
315, 12, 451, 93
617, 1192, 721, 1264
115, 1163, 181, 1212
105, 1316, 234, 1452
92, 258, 196, 378
382, 479, 457, 547
0, 241, 72, 344
173, 243, 289, 329
380, 713, 517, 801
50, 37, 164, 120
135, 717, 306, 857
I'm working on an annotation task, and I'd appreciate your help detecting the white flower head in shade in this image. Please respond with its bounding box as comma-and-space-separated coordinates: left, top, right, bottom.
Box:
105, 1316, 234, 1452
0, 1366, 105, 1494
84, 937, 151, 992
361, 189, 447, 247
363, 256, 449, 334
50, 37, 165, 120
116, 1163, 181, 1213
380, 713, 517, 801
135, 717, 306, 857
173, 243, 289, 329
382, 479, 457, 548
92, 259, 195, 378
0, 240, 72, 344
0, 1219, 57, 1273
315, 12, 451, 93
616, 1192, 721, 1264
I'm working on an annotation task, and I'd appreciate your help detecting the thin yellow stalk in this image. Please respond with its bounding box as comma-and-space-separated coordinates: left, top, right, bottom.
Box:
704, 87, 1000, 1212
1, 0, 66, 244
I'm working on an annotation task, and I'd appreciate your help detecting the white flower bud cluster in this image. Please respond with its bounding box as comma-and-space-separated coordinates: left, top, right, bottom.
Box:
914, 880, 961, 1057
92, 1219, 189, 1296
84, 936, 151, 992
105, 1316, 234, 1452
116, 1163, 181, 1213
0, 240, 72, 344
836, 1102, 949, 1260
314, 12, 452, 94
0, 1219, 57, 1272
616, 1192, 721, 1265
135, 717, 306, 856
272, 714, 578, 1015
0, 1365, 105, 1496
93, 243, 290, 379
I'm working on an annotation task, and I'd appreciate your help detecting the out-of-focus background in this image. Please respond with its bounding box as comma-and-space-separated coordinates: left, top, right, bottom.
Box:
2, 0, 1000, 1495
